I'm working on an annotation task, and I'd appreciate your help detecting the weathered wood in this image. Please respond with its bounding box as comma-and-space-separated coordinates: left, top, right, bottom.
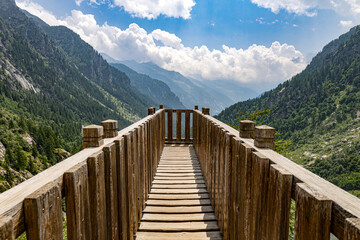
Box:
143, 206, 214, 213
249, 152, 270, 240
148, 193, 210, 200
265, 164, 293, 240
176, 110, 182, 141
136, 231, 222, 240
139, 221, 219, 231
87, 151, 107, 240
115, 137, 127, 240
185, 110, 190, 141
151, 184, 207, 189
294, 183, 332, 240
103, 143, 119, 240
64, 162, 91, 240
0, 217, 14, 240
343, 218, 360, 240
0, 111, 160, 237
167, 110, 173, 141
146, 199, 211, 206
141, 213, 216, 221
237, 142, 253, 240
152, 180, 205, 184
24, 182, 62, 240
124, 133, 134, 239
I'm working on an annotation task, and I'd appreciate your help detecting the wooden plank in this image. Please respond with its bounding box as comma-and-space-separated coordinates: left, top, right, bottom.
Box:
146, 199, 211, 206
294, 183, 332, 240
135, 231, 222, 240
343, 218, 360, 240
265, 164, 293, 240
0, 110, 163, 237
151, 188, 208, 194
152, 184, 206, 189
229, 137, 240, 240
154, 176, 204, 180
222, 132, 231, 240
64, 162, 91, 240
157, 166, 201, 170
167, 110, 173, 141
116, 137, 128, 240
249, 152, 270, 240
148, 193, 210, 200
176, 110, 182, 141
24, 182, 62, 240
87, 151, 107, 240
0, 216, 15, 240
152, 180, 205, 184
143, 206, 214, 213
156, 169, 202, 173
185, 110, 190, 141
103, 143, 119, 240
124, 133, 134, 240
138, 221, 219, 231
237, 142, 253, 240
141, 213, 216, 222
203, 113, 360, 238
155, 173, 203, 177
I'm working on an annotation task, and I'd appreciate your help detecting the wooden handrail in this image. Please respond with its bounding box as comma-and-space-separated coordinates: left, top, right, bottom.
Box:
193, 109, 360, 240
164, 109, 192, 143
0, 109, 165, 239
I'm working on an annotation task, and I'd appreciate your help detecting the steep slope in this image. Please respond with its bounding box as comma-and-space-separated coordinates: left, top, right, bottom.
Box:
110, 63, 185, 109
0, 0, 154, 191
216, 26, 360, 195
120, 61, 258, 114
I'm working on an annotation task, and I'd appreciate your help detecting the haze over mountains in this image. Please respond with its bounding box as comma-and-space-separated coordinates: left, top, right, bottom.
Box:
217, 26, 360, 196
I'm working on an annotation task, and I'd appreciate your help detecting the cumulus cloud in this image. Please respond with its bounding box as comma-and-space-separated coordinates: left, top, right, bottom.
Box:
112, 0, 195, 19
75, 0, 84, 6
16, 0, 306, 84
339, 20, 354, 27
251, 0, 360, 17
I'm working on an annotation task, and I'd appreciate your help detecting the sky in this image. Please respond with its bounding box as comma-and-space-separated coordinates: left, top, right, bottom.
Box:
15, 0, 360, 91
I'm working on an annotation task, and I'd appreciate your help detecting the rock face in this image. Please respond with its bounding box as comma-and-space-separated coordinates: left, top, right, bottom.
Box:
0, 142, 5, 164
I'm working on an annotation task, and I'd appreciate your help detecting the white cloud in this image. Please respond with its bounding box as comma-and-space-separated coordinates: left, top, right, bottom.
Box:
75, 0, 84, 6
339, 20, 354, 27
251, 0, 360, 17
16, 1, 307, 84
112, 0, 196, 19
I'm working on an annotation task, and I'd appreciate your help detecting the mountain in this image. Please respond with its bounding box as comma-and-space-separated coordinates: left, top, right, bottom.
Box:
216, 26, 360, 197
119, 61, 258, 114
110, 63, 185, 109
0, 0, 154, 191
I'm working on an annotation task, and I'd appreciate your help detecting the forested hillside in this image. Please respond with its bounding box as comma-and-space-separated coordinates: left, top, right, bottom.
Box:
0, 0, 154, 192
217, 26, 360, 197
111, 63, 185, 109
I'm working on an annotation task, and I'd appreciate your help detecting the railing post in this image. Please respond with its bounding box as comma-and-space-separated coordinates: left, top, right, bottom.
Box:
82, 125, 104, 149
101, 120, 118, 138
148, 107, 155, 115
159, 104, 163, 109
202, 107, 210, 115
194, 105, 198, 110
254, 125, 275, 149
239, 120, 255, 138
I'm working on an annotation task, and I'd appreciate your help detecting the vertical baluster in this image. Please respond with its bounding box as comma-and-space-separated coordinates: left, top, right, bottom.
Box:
185, 110, 190, 142
167, 110, 173, 142
176, 110, 182, 141
0, 217, 14, 240
24, 182, 63, 240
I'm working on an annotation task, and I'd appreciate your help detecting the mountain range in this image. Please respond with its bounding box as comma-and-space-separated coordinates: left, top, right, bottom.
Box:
216, 26, 360, 196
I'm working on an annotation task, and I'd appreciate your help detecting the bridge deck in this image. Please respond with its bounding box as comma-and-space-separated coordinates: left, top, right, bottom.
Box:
136, 144, 222, 240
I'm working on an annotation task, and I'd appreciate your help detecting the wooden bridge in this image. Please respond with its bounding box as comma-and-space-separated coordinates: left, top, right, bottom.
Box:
0, 106, 360, 239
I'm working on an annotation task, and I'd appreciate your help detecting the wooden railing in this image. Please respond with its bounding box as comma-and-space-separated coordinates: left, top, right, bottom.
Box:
164, 109, 192, 143
0, 109, 165, 239
193, 109, 360, 240
0, 106, 360, 240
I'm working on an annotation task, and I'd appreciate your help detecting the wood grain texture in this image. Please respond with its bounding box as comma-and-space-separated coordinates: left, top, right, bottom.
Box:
0, 216, 15, 240
294, 183, 332, 240
64, 162, 91, 240
24, 182, 63, 240
136, 231, 222, 240
87, 151, 107, 240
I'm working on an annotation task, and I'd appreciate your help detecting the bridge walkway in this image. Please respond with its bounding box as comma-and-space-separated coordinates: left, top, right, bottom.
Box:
136, 144, 222, 240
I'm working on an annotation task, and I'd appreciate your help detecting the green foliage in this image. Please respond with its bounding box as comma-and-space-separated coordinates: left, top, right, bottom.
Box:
237, 109, 270, 123
217, 25, 360, 196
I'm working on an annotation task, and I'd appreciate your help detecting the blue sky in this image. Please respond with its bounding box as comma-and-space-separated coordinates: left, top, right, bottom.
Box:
16, 0, 360, 91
